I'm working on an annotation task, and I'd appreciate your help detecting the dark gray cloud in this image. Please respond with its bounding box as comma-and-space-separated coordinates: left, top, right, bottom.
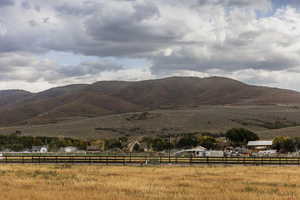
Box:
21, 1, 31, 9
57, 62, 123, 77
0, 0, 14, 7
84, 2, 170, 44
55, 1, 96, 16
42, 1, 187, 57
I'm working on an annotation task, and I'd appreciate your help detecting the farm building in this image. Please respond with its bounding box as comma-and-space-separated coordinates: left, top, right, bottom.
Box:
175, 146, 207, 157
127, 141, 149, 152
31, 146, 48, 153
175, 146, 224, 157
247, 140, 273, 151
87, 145, 101, 152
62, 146, 78, 153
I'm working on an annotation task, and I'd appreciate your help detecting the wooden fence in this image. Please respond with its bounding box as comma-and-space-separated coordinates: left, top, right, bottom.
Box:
1, 155, 300, 165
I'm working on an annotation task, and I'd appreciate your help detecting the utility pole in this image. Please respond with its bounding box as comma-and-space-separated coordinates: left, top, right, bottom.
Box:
168, 135, 171, 163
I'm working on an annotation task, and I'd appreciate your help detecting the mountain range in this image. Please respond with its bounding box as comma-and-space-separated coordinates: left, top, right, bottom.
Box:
0, 76, 299, 126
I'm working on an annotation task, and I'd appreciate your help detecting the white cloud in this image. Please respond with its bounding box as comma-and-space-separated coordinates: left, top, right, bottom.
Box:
0, 0, 300, 91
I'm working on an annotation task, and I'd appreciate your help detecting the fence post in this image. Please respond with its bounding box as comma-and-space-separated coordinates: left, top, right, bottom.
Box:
279, 157, 281, 165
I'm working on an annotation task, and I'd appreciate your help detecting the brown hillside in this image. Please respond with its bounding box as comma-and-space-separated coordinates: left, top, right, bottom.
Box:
0, 76, 299, 126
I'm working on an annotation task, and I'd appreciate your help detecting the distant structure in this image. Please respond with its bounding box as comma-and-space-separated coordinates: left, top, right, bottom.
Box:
175, 146, 225, 157
127, 141, 148, 152
31, 146, 48, 153
87, 145, 101, 152
62, 146, 78, 153
175, 146, 207, 157
247, 140, 273, 151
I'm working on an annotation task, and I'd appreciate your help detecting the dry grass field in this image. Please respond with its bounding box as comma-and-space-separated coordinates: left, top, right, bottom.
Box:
0, 165, 298, 200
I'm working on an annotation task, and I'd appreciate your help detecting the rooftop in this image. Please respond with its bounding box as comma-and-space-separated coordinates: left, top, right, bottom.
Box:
247, 140, 273, 146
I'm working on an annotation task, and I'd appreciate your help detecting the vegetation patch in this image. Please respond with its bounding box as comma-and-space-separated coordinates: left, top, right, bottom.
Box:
233, 118, 300, 130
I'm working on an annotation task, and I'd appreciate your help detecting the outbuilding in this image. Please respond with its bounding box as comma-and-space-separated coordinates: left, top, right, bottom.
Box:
175, 146, 207, 157
63, 146, 78, 153
247, 140, 273, 151
32, 146, 48, 153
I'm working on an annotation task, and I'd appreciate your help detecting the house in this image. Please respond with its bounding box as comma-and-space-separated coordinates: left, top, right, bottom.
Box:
247, 140, 273, 151
31, 146, 48, 153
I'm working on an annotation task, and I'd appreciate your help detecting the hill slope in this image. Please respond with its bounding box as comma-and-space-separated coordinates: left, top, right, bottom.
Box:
0, 76, 299, 125
1, 105, 300, 139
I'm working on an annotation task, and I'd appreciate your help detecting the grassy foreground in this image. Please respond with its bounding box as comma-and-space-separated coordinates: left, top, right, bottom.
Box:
0, 165, 298, 200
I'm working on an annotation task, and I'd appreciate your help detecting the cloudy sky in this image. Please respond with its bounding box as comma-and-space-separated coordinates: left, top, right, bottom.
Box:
0, 0, 300, 92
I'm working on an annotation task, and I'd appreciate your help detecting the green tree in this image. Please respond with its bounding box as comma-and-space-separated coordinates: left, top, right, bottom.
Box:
176, 135, 199, 148
293, 137, 300, 151
151, 138, 169, 151
198, 136, 217, 149
225, 128, 259, 146
105, 138, 122, 149
273, 136, 295, 153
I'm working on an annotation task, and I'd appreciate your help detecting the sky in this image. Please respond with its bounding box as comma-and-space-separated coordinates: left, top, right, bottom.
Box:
0, 0, 300, 92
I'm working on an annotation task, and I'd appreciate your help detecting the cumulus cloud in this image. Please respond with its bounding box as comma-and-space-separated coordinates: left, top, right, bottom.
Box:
0, 52, 124, 83
151, 6, 300, 74
0, 0, 300, 91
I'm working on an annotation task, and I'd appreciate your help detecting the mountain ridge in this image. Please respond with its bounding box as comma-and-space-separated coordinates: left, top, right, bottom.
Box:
0, 76, 299, 126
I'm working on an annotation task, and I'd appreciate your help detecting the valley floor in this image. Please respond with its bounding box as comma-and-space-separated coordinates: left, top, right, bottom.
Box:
0, 165, 298, 200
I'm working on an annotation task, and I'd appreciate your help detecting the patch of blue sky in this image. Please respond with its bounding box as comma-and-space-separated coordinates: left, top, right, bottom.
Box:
272, 0, 300, 10
255, 0, 300, 19
40, 51, 150, 69
106, 57, 151, 69
39, 51, 99, 65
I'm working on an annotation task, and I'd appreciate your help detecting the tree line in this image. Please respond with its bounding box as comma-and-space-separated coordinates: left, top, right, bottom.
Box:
1, 128, 300, 153
0, 134, 87, 152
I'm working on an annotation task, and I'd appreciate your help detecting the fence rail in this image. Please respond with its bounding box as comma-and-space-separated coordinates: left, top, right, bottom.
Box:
1, 155, 300, 165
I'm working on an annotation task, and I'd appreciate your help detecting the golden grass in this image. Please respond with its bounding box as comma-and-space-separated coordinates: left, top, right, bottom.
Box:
0, 165, 298, 200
